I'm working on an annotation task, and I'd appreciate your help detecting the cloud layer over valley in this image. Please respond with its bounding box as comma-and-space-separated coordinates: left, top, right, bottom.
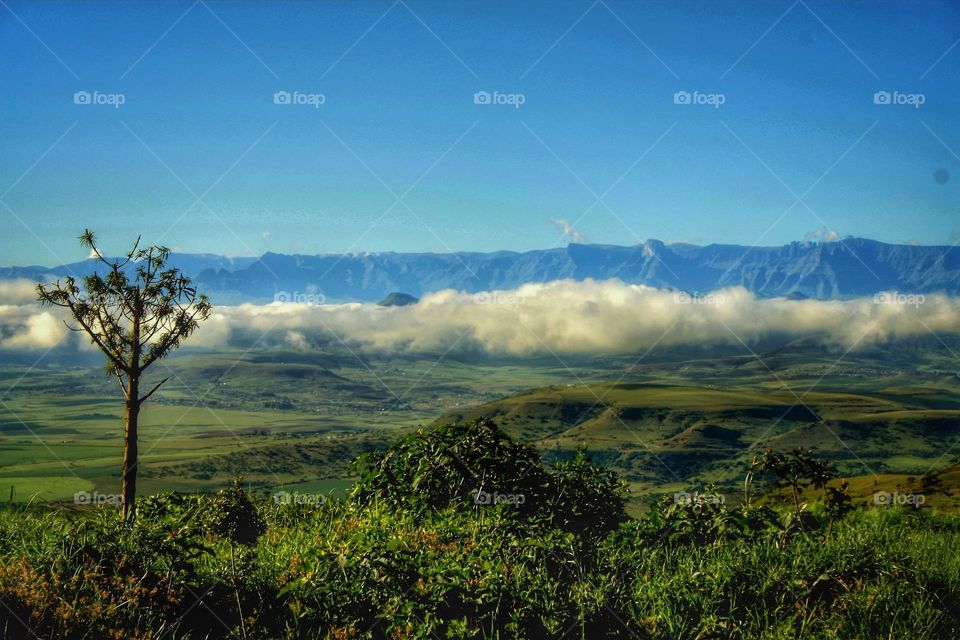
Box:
2, 279, 958, 357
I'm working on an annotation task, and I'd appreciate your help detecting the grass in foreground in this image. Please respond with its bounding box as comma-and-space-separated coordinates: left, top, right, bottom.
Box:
0, 420, 957, 639
1, 501, 957, 639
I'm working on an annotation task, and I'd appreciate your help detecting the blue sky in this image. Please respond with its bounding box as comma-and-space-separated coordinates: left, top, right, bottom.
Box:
0, 0, 958, 265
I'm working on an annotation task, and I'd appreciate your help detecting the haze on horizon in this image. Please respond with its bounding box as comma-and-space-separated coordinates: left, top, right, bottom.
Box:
6, 234, 951, 270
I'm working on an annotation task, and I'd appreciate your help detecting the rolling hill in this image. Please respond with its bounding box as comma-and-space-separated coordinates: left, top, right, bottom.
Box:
435, 381, 960, 503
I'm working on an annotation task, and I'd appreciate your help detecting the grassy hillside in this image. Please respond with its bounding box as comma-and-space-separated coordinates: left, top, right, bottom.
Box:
1, 421, 959, 640
0, 348, 580, 498
2, 339, 958, 504
763, 461, 960, 512
437, 381, 960, 508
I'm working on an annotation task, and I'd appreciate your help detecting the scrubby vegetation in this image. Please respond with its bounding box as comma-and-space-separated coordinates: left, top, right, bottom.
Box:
1, 419, 958, 639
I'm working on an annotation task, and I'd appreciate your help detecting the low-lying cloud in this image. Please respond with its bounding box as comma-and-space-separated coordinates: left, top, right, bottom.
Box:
2, 278, 959, 356
0, 280, 69, 350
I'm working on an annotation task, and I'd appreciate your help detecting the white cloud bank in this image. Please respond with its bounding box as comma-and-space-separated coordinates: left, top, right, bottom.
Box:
1, 278, 958, 356
0, 280, 69, 350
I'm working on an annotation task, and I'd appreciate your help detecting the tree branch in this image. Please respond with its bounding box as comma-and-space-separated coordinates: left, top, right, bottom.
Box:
65, 299, 129, 373
138, 376, 169, 404
114, 370, 129, 398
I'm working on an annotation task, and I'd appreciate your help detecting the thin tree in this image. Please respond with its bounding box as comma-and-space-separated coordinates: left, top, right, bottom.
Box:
37, 230, 211, 520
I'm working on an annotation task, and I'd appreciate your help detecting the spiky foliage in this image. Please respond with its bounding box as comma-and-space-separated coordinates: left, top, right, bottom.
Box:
37, 230, 211, 519
37, 230, 211, 385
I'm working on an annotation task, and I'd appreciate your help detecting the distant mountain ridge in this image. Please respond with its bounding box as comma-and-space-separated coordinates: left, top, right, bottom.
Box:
4, 238, 959, 303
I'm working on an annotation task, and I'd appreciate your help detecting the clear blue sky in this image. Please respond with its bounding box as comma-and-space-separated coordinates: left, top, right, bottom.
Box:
1, 0, 958, 266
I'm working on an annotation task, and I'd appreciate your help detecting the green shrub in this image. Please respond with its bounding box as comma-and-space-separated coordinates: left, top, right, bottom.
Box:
1, 443, 959, 639
543, 446, 629, 538
350, 418, 549, 516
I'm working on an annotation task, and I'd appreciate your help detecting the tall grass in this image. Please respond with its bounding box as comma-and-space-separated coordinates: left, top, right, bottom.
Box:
1, 498, 958, 639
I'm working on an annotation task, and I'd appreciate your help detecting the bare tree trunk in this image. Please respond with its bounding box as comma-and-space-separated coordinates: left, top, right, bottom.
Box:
122, 378, 139, 521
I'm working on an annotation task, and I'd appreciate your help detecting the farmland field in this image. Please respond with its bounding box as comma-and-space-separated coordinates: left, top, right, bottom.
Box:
3, 338, 959, 510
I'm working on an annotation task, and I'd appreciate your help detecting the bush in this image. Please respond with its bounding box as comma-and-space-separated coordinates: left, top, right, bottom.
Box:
544, 446, 629, 538
350, 418, 628, 540
350, 418, 550, 515
1, 442, 959, 639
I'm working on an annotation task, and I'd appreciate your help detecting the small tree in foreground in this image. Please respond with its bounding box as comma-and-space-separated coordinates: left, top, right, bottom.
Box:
751, 447, 850, 532
38, 230, 211, 520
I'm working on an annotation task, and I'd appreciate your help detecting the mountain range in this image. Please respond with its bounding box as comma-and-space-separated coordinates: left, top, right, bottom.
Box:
3, 238, 958, 303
